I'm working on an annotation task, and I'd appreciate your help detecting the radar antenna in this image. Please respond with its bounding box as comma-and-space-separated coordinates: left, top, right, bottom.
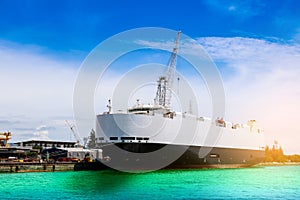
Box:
155, 31, 181, 108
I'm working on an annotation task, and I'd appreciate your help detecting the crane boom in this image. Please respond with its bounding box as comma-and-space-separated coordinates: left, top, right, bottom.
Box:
155, 31, 181, 108
65, 120, 83, 148
165, 30, 181, 107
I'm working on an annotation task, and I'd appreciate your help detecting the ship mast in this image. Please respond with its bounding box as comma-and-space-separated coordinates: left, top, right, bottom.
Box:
155, 31, 181, 108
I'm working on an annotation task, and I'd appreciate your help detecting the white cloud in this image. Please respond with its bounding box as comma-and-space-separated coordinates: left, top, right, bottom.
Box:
203, 0, 265, 18
197, 37, 300, 154
0, 40, 80, 142
0, 40, 78, 117
294, 28, 300, 42
32, 125, 50, 140
134, 36, 300, 154
228, 6, 236, 11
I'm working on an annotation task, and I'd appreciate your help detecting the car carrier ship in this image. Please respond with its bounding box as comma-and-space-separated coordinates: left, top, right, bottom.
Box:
95, 31, 265, 171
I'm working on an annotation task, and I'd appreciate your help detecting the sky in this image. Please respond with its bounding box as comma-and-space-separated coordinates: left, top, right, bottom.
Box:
1, 0, 300, 154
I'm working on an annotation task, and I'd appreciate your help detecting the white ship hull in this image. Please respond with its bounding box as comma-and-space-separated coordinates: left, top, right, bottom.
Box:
95, 113, 265, 170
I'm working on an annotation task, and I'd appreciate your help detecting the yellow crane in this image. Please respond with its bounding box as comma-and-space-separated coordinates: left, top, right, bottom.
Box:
0, 131, 12, 147
65, 120, 83, 148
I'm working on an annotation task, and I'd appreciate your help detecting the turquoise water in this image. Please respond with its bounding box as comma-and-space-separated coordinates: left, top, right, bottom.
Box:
1, 166, 300, 199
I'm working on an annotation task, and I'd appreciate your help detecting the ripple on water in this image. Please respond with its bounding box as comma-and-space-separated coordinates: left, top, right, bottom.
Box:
0, 166, 299, 199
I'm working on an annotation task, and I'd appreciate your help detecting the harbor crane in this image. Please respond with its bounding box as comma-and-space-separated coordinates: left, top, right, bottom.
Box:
0, 131, 12, 147
65, 120, 83, 148
155, 31, 181, 108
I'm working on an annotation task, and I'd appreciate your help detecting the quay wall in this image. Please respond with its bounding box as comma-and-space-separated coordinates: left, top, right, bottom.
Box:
0, 162, 75, 173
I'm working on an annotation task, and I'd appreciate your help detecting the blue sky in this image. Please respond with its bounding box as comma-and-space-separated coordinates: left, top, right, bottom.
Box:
1, 0, 300, 52
1, 0, 300, 153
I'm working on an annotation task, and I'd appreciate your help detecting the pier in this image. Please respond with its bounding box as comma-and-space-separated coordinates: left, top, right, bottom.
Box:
0, 162, 75, 173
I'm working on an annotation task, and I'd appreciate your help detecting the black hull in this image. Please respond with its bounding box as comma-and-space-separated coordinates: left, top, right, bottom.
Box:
98, 143, 265, 171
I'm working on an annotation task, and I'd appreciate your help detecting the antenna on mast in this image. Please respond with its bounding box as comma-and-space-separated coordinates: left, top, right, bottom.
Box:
177, 77, 180, 96
107, 99, 112, 114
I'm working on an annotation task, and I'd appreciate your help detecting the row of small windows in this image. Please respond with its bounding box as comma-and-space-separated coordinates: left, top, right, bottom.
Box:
109, 137, 118, 140
109, 137, 149, 141
20, 143, 74, 148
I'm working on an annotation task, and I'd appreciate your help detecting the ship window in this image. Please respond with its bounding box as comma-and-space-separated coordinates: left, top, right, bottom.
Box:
209, 154, 220, 158
110, 137, 118, 140
121, 137, 135, 140
143, 137, 149, 140
136, 137, 143, 140
98, 137, 104, 140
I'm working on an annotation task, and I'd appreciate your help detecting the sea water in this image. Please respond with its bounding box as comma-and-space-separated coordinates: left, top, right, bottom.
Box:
0, 166, 299, 199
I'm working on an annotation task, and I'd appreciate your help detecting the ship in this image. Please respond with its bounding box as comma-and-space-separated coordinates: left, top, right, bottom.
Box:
96, 31, 265, 171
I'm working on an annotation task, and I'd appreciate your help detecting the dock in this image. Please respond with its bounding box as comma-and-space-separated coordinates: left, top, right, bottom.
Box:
74, 161, 109, 171
0, 162, 75, 173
